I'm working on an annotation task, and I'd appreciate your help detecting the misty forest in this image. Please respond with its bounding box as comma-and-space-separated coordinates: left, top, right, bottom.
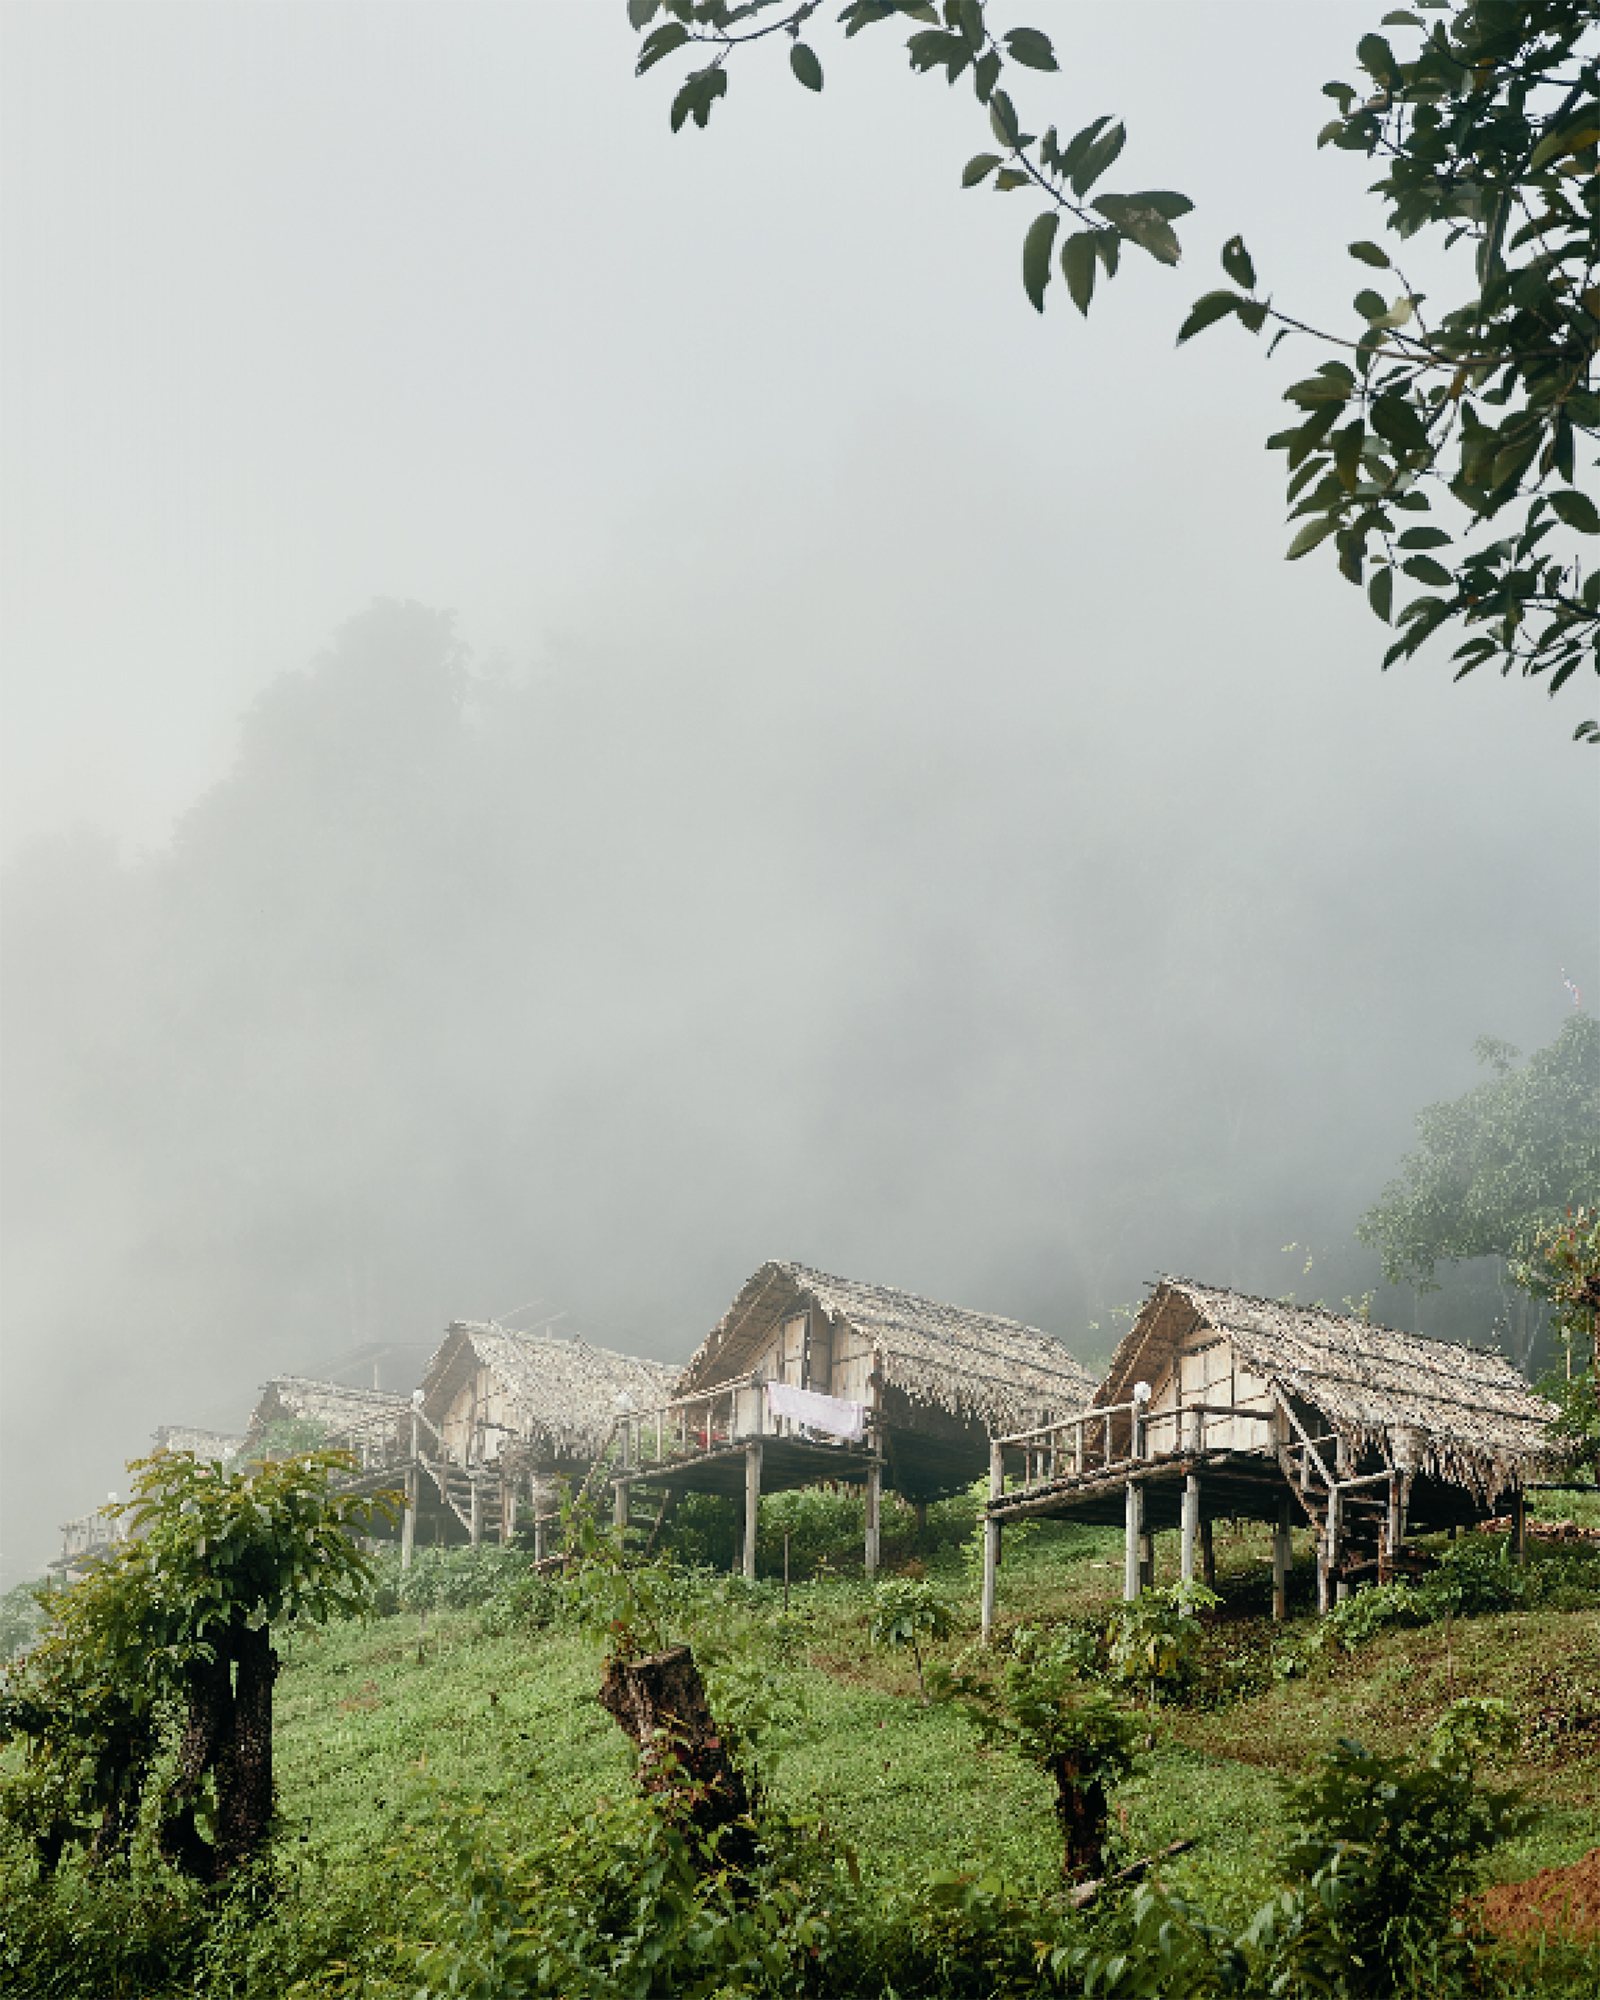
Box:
2, 4, 1599, 1998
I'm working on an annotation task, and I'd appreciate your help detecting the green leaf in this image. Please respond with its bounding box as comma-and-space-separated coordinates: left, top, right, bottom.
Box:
1022, 210, 1060, 311
956, 0, 985, 50
1369, 565, 1394, 623
962, 152, 1002, 188
1221, 235, 1255, 290
989, 89, 1020, 148
1530, 118, 1600, 171
1356, 33, 1399, 82
1061, 231, 1097, 316
1550, 490, 1600, 534
1402, 554, 1453, 586
1003, 27, 1057, 72
1177, 290, 1241, 343
1369, 395, 1431, 452
1353, 288, 1388, 322
1092, 195, 1181, 266
1069, 119, 1125, 195
790, 43, 824, 91
636, 21, 690, 75
1348, 240, 1391, 269
628, 0, 662, 27
1287, 516, 1339, 560
1397, 526, 1451, 549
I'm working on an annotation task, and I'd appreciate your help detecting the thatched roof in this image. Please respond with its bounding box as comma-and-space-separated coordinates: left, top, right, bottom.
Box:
420, 1322, 678, 1465
244, 1377, 408, 1449
151, 1425, 244, 1461
1102, 1279, 1560, 1502
678, 1261, 1096, 1435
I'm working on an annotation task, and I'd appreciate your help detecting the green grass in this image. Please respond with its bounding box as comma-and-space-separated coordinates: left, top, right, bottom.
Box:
3, 1515, 1597, 1996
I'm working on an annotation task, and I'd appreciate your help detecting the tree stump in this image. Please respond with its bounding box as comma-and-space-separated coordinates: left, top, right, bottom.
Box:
598, 1645, 752, 1866
1046, 1754, 1111, 1882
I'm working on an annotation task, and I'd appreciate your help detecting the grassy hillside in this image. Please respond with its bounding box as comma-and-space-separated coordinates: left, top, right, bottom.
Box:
3, 1501, 1598, 1997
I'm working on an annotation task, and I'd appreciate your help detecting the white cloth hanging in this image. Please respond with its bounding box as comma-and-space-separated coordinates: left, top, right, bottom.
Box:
764, 1381, 866, 1440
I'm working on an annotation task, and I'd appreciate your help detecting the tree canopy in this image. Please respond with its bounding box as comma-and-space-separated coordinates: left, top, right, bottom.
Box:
1356, 1012, 1600, 1361
0, 1448, 396, 1882
627, 1, 1600, 738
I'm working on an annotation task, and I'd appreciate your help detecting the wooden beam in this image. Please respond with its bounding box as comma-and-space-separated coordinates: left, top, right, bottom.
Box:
981, 1441, 1002, 1643
743, 1441, 762, 1581
1180, 1473, 1199, 1585
1272, 1500, 1290, 1621
864, 1455, 881, 1578
1124, 1479, 1143, 1600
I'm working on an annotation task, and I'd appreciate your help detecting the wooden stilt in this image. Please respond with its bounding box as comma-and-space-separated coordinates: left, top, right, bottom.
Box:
1272, 1502, 1290, 1621
500, 1476, 512, 1546
1513, 1486, 1527, 1568
1124, 1480, 1143, 1601
864, 1456, 881, 1578
1180, 1474, 1199, 1586
981, 1441, 1002, 1643
614, 1474, 629, 1534
400, 1465, 416, 1571
470, 1474, 482, 1550
744, 1441, 762, 1581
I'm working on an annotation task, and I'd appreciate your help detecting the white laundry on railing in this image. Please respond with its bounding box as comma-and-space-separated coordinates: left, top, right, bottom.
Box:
764, 1381, 866, 1440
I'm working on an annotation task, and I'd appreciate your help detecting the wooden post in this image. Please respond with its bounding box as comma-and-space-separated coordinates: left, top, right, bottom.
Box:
500, 1475, 512, 1546
401, 1465, 416, 1571
1180, 1474, 1199, 1585
1272, 1504, 1289, 1621
744, 1441, 762, 1581
614, 1474, 629, 1534
863, 1456, 881, 1578
1513, 1486, 1527, 1568
1123, 1479, 1142, 1600
470, 1474, 482, 1550
1200, 1516, 1216, 1591
533, 1489, 546, 1564
1325, 1486, 1342, 1608
1073, 1419, 1085, 1476
981, 1441, 1002, 1642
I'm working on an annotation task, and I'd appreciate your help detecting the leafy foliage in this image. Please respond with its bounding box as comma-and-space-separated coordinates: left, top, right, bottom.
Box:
1521, 1204, 1600, 1472
0, 1580, 48, 1665
0, 1448, 397, 1883
1357, 1014, 1600, 1364
1104, 1582, 1222, 1704
627, 2, 1600, 729
943, 1627, 1145, 1878
1263, 1734, 1531, 1997
1186, 3, 1600, 723
870, 1576, 955, 1703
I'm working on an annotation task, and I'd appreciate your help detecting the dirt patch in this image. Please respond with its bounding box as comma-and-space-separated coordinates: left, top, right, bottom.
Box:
1478, 1848, 1600, 1942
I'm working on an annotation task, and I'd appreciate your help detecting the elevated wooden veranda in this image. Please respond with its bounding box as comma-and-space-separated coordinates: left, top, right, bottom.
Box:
980, 1380, 1530, 1640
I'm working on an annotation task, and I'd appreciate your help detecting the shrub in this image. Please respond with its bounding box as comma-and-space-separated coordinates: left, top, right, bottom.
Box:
1259, 1735, 1530, 1997
870, 1578, 955, 1704
1104, 1582, 1220, 1702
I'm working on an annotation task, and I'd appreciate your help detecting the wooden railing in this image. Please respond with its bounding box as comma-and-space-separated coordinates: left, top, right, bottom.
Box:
608, 1373, 874, 1480
990, 1395, 1276, 1503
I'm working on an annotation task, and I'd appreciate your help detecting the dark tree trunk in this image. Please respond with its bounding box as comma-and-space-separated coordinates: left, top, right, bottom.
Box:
598, 1645, 753, 1866
1047, 1754, 1110, 1882
88, 1727, 155, 1871
217, 1625, 278, 1874
159, 1648, 233, 1882
158, 1621, 279, 1883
